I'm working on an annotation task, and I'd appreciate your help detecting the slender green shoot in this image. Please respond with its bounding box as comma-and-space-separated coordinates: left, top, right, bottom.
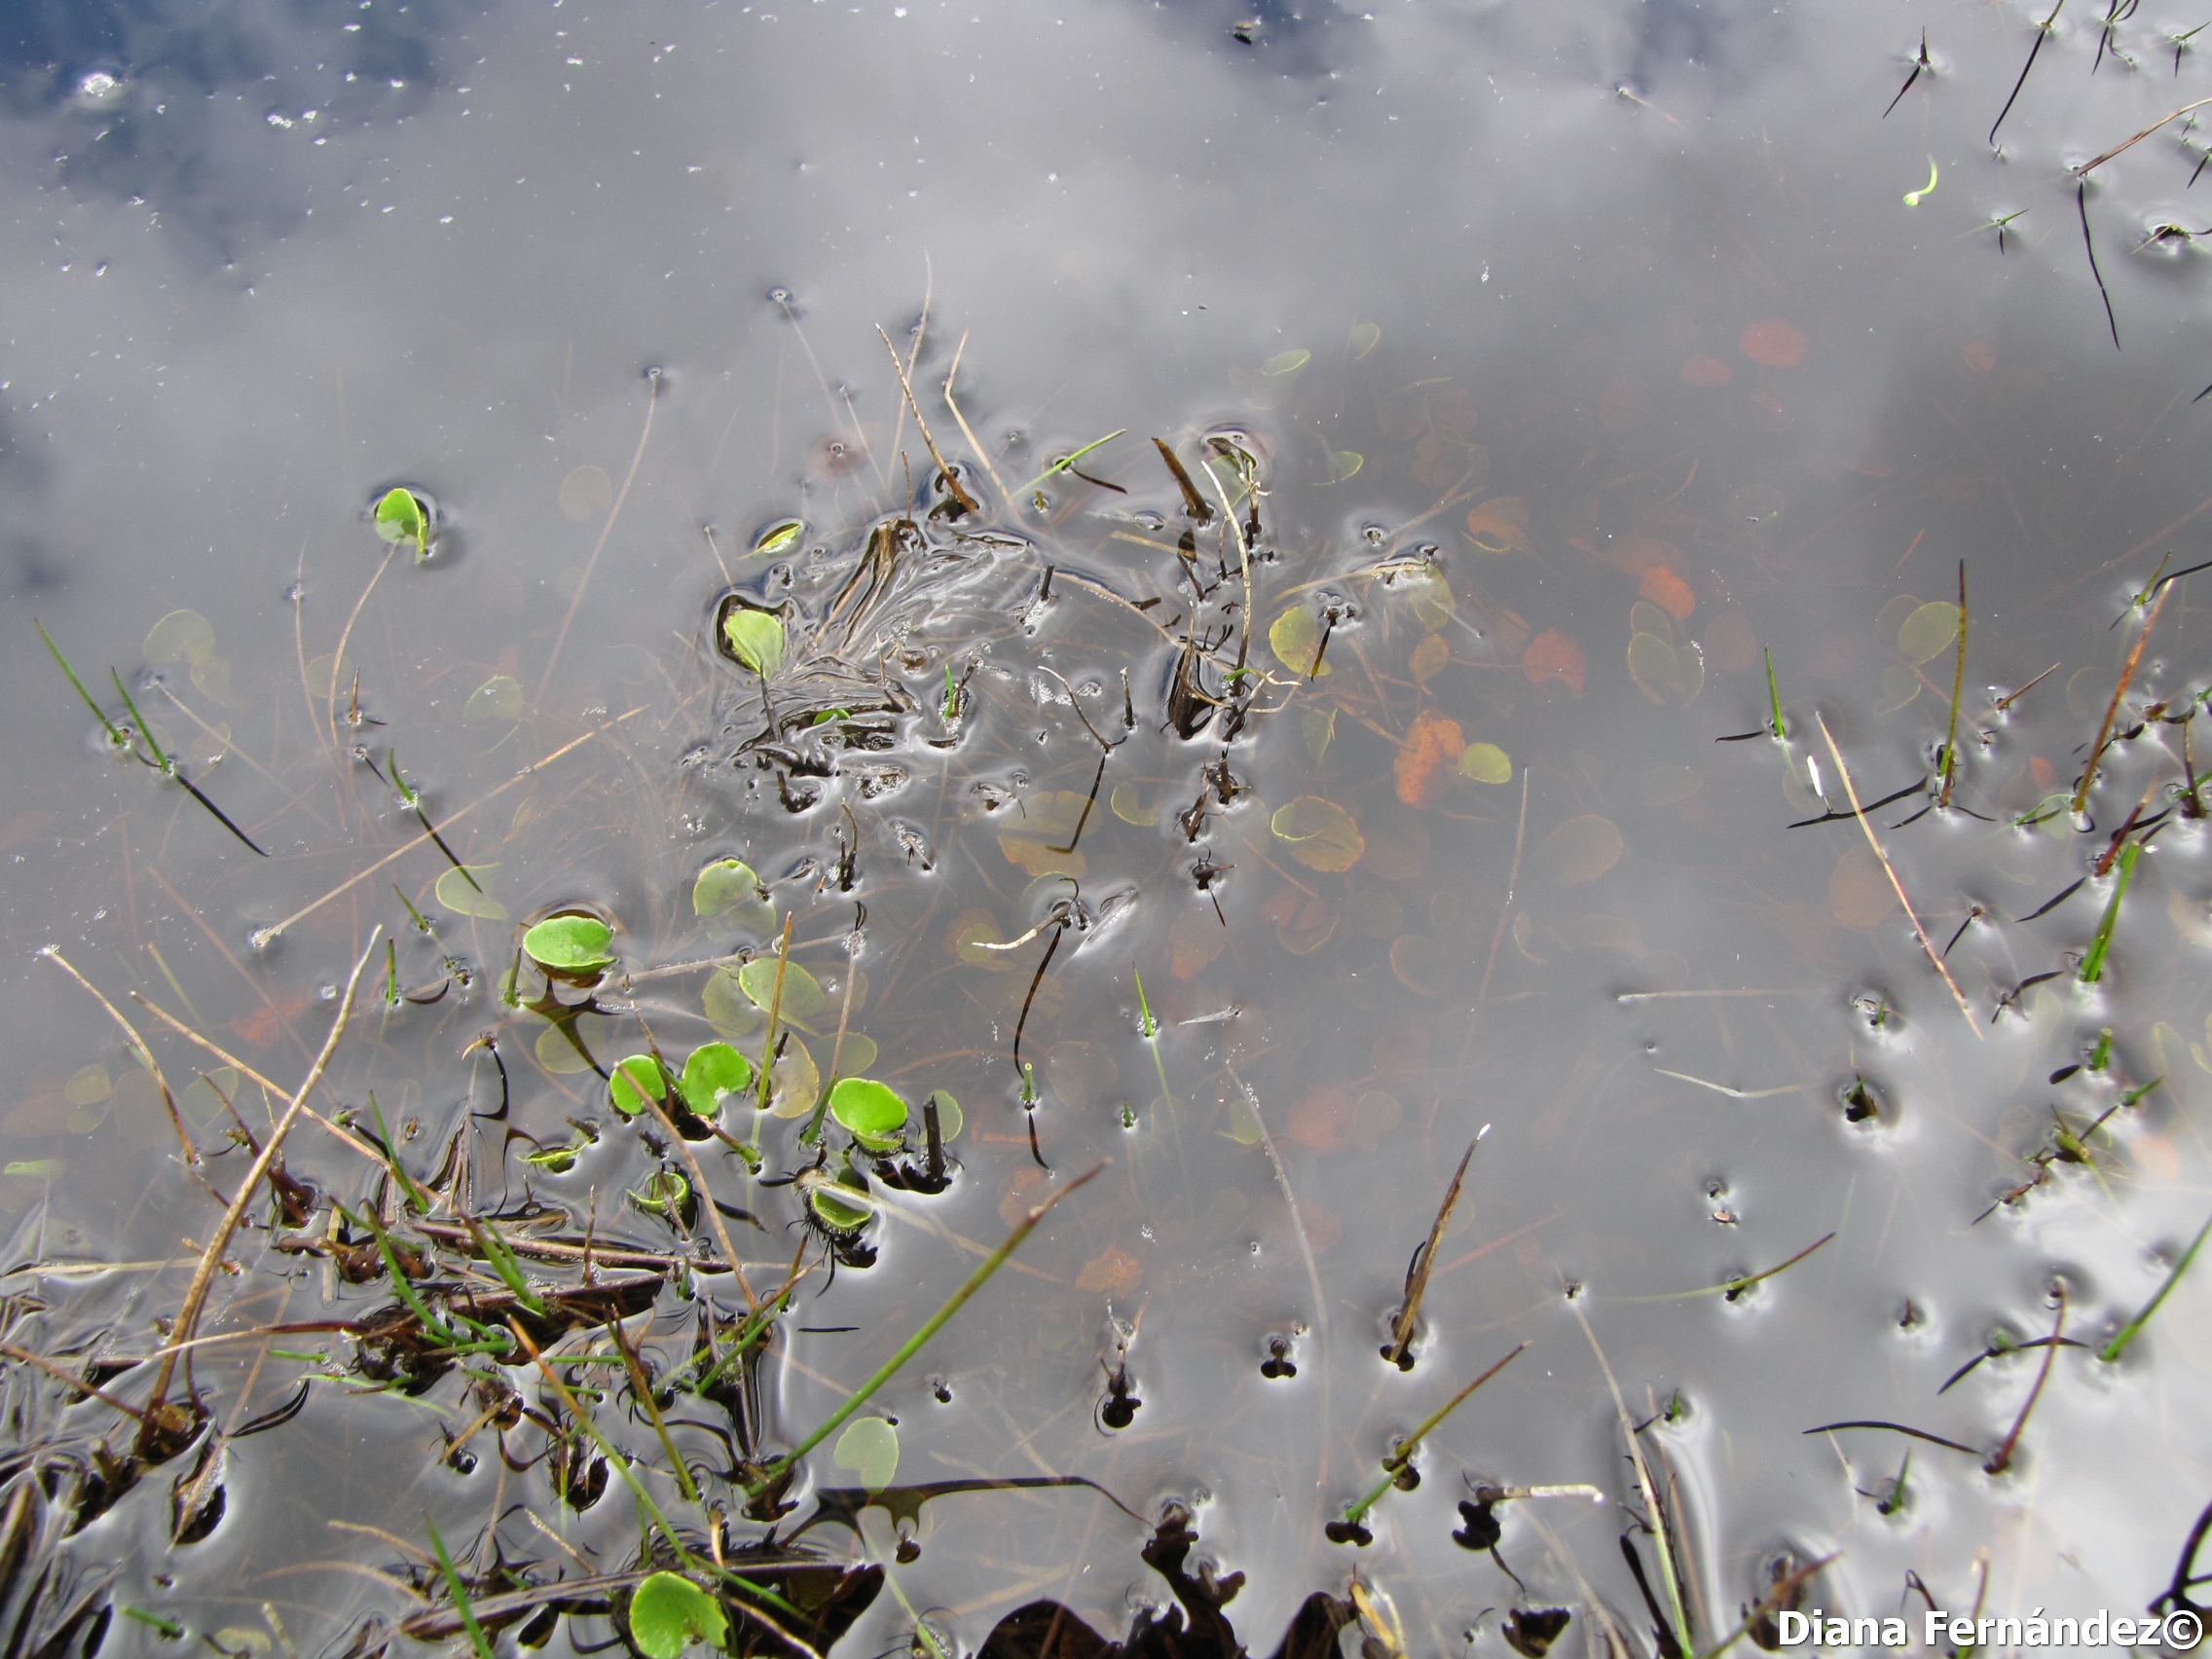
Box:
109, 671, 169, 770
756, 914, 795, 1115
1017, 428, 1127, 497
371, 1095, 433, 1214
1341, 1340, 1530, 1529
393, 882, 436, 937
2078, 840, 2140, 984
384, 940, 401, 1014
608, 1318, 701, 1505
746, 1163, 1104, 1496
425, 1520, 497, 1659
507, 1318, 708, 1576
36, 621, 128, 746
2088, 1026, 2115, 1072
1133, 965, 1174, 1118
1623, 1234, 1835, 1304
120, 1608, 185, 1641
2121, 1076, 2162, 1107
2101, 1210, 2212, 1363
1939, 562, 1967, 807
467, 1218, 547, 1317
1764, 647, 1785, 739
345, 1204, 461, 1349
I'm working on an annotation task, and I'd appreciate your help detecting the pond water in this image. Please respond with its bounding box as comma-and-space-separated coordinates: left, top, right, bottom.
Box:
6, 1, 2212, 1654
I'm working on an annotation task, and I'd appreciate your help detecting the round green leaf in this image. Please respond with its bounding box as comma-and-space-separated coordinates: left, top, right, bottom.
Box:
464, 675, 524, 722
807, 1178, 871, 1233
1268, 606, 1330, 679
701, 965, 764, 1035
1270, 796, 1365, 872
723, 608, 786, 677
830, 1078, 909, 1149
523, 914, 615, 972
629, 1572, 727, 1659
609, 1054, 667, 1117
1897, 601, 1961, 666
1457, 742, 1513, 785
631, 1169, 690, 1215
924, 1089, 965, 1143
435, 865, 507, 920
143, 609, 216, 667
1261, 348, 1311, 377
736, 957, 827, 1026
831, 1417, 901, 1493
693, 858, 774, 928
374, 487, 430, 554
679, 1042, 753, 1118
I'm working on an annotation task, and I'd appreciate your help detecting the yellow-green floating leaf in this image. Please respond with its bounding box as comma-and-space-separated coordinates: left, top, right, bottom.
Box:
1897, 601, 1961, 666
1457, 742, 1512, 785
435, 865, 506, 920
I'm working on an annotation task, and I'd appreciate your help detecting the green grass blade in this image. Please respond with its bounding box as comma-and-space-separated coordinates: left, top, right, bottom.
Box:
2101, 1209, 2212, 1363
2078, 840, 2140, 984
425, 1520, 497, 1659
34, 621, 127, 745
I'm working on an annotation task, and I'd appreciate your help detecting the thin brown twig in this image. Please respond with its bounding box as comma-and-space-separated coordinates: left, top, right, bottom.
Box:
140, 928, 380, 1445
2076, 585, 2170, 813
638, 1090, 758, 1311
254, 712, 640, 944
0, 1339, 150, 1420
129, 995, 382, 1163
876, 325, 978, 514
1813, 716, 1980, 1036
2075, 96, 2212, 176
1986, 1284, 2065, 1476
1385, 1128, 1487, 1366
39, 947, 196, 1163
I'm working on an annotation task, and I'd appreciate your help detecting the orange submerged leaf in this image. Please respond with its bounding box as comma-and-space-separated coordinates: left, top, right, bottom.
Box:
1640, 565, 1696, 620
1739, 319, 1807, 368
1679, 354, 1733, 387
1524, 629, 1587, 695
1393, 711, 1466, 808
1464, 496, 1531, 554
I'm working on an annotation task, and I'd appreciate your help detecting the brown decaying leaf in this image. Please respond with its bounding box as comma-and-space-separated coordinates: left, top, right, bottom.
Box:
1075, 1244, 1144, 1297
1639, 566, 1696, 620
1524, 630, 1587, 696
1537, 815, 1624, 885
998, 790, 1092, 878
1464, 496, 1531, 553
1395, 712, 1466, 808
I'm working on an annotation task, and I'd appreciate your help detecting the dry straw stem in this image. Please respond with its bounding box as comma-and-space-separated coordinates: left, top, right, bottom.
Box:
1385, 1127, 1488, 1366
256, 711, 640, 944
2075, 584, 2170, 815
129, 994, 381, 1164
2074, 96, 2212, 177
0, 1339, 150, 1421
39, 947, 195, 1163
1569, 1296, 1691, 1656
876, 325, 978, 514
1813, 715, 1979, 1036
638, 1088, 758, 1311
941, 332, 1014, 507
139, 927, 381, 1445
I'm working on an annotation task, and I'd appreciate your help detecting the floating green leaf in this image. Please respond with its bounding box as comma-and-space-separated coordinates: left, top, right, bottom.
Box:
374, 487, 431, 559
1897, 602, 1961, 666
736, 957, 827, 1026
435, 865, 507, 920
609, 1054, 667, 1117
924, 1088, 965, 1143
831, 1416, 901, 1493
753, 519, 804, 558
631, 1168, 690, 1216
463, 676, 523, 722
830, 1077, 909, 1151
144, 609, 216, 667
1537, 815, 1624, 885
1271, 796, 1364, 873
1317, 451, 1364, 485
1261, 349, 1311, 377
692, 858, 774, 928
1457, 742, 1512, 785
806, 1169, 871, 1230
628, 1572, 727, 1659
1626, 633, 1705, 705
679, 1042, 753, 1118
1268, 606, 1331, 678
1347, 322, 1382, 360
723, 608, 786, 677
523, 913, 614, 973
